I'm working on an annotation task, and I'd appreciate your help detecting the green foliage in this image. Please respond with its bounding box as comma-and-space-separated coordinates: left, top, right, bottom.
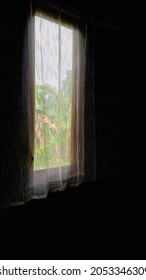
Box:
34, 71, 72, 170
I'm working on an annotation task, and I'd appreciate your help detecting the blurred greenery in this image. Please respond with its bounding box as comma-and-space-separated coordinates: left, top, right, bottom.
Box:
34, 70, 72, 170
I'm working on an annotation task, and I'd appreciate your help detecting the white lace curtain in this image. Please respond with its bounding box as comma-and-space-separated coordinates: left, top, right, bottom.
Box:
0, 1, 96, 208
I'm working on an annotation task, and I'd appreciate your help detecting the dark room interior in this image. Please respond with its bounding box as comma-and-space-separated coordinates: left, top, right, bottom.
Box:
0, 0, 121, 259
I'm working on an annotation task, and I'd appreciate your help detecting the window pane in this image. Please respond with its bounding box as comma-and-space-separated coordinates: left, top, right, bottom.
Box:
34, 15, 73, 170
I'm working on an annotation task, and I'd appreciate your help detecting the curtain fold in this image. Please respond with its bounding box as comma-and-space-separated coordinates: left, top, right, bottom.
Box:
0, 1, 96, 209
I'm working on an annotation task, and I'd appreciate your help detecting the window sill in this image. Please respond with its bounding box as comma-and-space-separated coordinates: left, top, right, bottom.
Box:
33, 165, 84, 197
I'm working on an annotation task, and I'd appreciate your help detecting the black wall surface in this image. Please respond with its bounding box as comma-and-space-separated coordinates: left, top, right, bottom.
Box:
0, 0, 122, 259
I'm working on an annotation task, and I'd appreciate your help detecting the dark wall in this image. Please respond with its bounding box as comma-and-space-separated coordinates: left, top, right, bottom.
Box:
0, 0, 121, 259
94, 20, 119, 177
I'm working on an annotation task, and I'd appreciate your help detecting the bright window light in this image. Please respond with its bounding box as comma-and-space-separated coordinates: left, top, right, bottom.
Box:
34, 15, 73, 170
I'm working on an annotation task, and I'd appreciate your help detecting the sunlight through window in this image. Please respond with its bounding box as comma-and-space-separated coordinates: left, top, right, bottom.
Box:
34, 15, 73, 170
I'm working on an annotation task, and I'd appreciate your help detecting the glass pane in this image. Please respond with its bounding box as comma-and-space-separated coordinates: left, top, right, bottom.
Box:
34, 15, 73, 170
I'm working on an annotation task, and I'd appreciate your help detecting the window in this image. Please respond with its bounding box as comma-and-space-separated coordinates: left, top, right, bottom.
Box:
32, 8, 87, 196
34, 15, 73, 170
